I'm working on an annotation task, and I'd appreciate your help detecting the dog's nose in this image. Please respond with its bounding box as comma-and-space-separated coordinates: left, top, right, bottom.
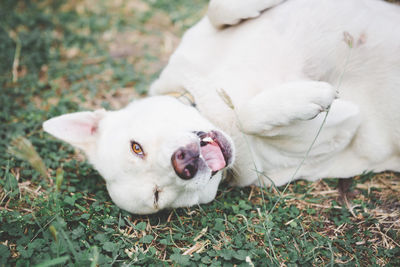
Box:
171, 143, 200, 180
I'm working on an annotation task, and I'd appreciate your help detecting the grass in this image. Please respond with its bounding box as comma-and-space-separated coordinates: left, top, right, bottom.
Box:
1, 0, 399, 266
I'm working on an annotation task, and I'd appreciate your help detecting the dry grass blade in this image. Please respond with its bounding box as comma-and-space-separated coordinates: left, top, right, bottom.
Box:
10, 31, 21, 83
1, 27, 22, 83
8, 136, 48, 178
193, 227, 208, 242
216, 88, 235, 110
182, 240, 209, 255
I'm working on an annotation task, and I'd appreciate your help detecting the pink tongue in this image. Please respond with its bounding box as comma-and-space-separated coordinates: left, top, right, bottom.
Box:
200, 142, 226, 171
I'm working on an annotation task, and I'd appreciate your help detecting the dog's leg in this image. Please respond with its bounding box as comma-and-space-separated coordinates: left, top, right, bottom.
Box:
237, 80, 361, 157
237, 81, 338, 135
207, 0, 286, 28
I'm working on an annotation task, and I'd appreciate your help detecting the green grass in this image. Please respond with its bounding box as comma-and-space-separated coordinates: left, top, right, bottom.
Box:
1, 0, 399, 266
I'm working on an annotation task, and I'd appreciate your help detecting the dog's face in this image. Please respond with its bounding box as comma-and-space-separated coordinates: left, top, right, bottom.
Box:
43, 96, 234, 214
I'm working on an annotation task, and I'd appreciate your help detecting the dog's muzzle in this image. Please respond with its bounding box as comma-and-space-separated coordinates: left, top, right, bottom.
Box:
171, 130, 233, 180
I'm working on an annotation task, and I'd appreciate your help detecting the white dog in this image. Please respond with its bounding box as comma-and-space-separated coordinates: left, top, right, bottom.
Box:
43, 0, 400, 214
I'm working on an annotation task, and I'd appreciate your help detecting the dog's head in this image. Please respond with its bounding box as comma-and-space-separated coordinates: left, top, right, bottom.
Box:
43, 96, 235, 214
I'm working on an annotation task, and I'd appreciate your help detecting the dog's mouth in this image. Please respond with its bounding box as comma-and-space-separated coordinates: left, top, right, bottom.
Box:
171, 130, 233, 180
196, 130, 233, 175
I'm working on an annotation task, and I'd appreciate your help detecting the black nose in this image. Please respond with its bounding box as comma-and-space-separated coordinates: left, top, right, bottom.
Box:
171, 143, 200, 180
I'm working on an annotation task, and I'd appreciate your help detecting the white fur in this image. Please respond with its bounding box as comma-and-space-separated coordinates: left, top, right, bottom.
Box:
44, 0, 400, 214
208, 0, 285, 28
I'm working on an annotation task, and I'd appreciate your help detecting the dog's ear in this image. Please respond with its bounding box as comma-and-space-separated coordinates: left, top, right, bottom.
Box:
43, 109, 107, 153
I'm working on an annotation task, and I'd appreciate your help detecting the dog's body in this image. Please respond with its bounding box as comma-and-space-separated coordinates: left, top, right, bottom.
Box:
44, 0, 400, 214
151, 0, 400, 185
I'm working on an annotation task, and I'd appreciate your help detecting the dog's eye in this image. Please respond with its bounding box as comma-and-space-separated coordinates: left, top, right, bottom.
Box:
130, 141, 145, 158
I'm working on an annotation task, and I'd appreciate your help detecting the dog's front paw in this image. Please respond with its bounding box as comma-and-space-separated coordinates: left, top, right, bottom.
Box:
291, 81, 337, 121
287, 82, 337, 121
237, 81, 337, 136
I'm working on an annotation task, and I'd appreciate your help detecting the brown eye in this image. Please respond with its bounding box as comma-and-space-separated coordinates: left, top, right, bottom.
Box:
131, 141, 145, 158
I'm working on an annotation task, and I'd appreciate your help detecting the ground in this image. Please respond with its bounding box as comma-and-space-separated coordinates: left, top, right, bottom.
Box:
0, 0, 399, 266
